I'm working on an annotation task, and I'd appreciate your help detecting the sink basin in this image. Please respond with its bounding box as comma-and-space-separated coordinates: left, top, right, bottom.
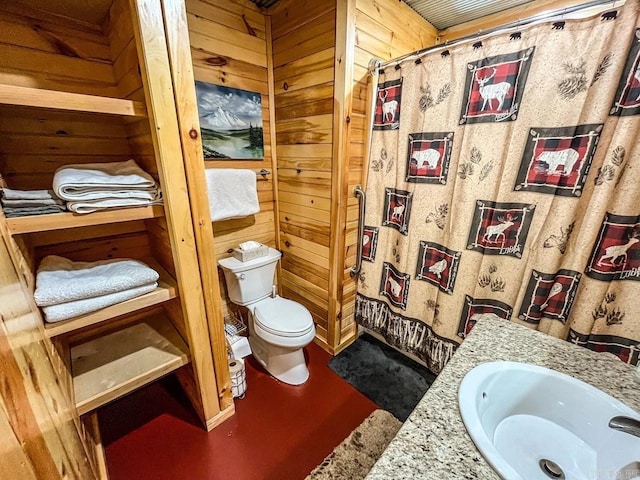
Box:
458, 361, 640, 480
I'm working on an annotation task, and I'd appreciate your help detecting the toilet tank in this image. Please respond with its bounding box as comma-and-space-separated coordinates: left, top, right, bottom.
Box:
218, 247, 281, 306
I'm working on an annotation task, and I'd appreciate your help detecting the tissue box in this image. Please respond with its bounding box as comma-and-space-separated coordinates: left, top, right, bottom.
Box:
232, 244, 268, 262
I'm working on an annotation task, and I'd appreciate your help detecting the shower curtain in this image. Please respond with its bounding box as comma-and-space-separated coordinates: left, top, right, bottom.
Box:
355, 0, 640, 374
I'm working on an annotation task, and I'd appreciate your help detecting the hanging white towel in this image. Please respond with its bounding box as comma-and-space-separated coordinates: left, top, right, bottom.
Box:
53, 160, 158, 200
42, 283, 158, 323
205, 169, 260, 222
34, 256, 159, 307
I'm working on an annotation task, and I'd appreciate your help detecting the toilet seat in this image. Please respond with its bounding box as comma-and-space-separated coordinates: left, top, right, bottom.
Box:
253, 296, 314, 338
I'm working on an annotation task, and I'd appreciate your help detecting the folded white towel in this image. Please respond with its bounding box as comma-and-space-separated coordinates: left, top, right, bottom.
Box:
34, 256, 159, 307
205, 169, 260, 222
53, 159, 158, 201
1, 188, 61, 202
42, 282, 158, 323
65, 196, 163, 214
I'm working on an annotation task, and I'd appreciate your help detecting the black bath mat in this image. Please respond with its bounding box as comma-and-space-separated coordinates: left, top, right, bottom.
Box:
328, 334, 437, 421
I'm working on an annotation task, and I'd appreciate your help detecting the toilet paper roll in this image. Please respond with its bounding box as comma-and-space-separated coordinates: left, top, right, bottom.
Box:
228, 358, 247, 398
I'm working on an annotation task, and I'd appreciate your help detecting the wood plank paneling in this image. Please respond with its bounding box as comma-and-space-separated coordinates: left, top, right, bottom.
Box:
0, 2, 141, 190
0, 5, 117, 97
271, 0, 336, 333
184, 0, 278, 319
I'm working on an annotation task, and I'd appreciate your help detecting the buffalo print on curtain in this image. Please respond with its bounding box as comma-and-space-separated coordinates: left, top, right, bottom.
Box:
355, 0, 640, 374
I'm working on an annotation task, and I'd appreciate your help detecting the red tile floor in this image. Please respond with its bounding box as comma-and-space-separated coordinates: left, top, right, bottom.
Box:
99, 341, 378, 480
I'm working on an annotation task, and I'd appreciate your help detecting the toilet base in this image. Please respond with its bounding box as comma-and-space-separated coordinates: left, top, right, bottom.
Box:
249, 334, 310, 385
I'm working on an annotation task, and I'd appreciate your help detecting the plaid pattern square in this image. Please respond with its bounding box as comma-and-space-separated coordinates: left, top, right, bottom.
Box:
381, 187, 413, 235
568, 330, 640, 364
379, 262, 410, 310
405, 132, 454, 184
586, 213, 640, 282
466, 200, 536, 258
518, 269, 582, 324
415, 241, 461, 294
458, 296, 513, 339
459, 48, 535, 124
362, 226, 379, 262
373, 78, 403, 130
514, 125, 603, 197
611, 29, 640, 116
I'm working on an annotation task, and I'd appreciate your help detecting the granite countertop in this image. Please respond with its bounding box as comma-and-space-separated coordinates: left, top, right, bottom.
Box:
365, 318, 640, 480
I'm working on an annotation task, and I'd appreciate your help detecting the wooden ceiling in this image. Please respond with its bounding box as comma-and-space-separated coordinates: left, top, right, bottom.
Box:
13, 0, 113, 25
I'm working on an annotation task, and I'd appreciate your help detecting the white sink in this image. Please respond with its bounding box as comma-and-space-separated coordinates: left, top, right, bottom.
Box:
458, 361, 640, 480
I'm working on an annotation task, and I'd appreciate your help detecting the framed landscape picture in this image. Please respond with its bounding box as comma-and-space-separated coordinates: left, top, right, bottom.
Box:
194, 81, 264, 159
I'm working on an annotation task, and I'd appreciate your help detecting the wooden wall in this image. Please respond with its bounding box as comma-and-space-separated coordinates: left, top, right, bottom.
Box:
0, 4, 117, 97
270, 0, 336, 344
0, 3, 133, 191
336, 0, 438, 347
184, 0, 278, 319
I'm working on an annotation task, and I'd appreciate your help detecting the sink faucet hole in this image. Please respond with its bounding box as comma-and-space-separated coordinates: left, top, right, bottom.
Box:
482, 392, 487, 400
539, 459, 565, 479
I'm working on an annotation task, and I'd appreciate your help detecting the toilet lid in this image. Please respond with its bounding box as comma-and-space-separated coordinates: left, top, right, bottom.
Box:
253, 297, 313, 337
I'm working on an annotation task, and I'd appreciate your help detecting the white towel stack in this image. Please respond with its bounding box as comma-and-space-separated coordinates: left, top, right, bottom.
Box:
205, 169, 260, 222
34, 256, 159, 323
53, 160, 162, 214
1, 188, 66, 217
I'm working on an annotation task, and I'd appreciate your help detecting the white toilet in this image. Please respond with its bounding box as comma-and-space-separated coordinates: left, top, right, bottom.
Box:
218, 247, 316, 385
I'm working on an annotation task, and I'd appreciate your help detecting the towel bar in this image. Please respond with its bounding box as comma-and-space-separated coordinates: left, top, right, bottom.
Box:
258, 169, 270, 179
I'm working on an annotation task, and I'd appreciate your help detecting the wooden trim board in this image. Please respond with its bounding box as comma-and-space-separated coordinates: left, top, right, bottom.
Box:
0, 84, 147, 117
328, 0, 357, 349
160, 0, 233, 414
5, 205, 164, 235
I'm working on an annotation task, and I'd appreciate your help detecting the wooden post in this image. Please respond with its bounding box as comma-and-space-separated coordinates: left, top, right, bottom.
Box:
158, 0, 235, 423
129, 0, 222, 427
266, 15, 283, 287
328, 0, 357, 351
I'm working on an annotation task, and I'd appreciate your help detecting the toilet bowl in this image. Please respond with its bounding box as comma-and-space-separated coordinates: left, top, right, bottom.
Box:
218, 247, 316, 385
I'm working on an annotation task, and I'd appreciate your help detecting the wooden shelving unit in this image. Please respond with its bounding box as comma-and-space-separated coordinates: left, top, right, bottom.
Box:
0, 2, 231, 475
71, 311, 189, 415
44, 260, 178, 338
5, 205, 165, 235
0, 84, 147, 117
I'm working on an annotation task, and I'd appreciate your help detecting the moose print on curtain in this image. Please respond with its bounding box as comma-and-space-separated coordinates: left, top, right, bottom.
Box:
355, 0, 640, 374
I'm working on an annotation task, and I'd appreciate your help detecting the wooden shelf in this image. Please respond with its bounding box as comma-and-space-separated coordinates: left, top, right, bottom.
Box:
0, 84, 147, 117
5, 205, 164, 235
71, 311, 189, 416
44, 259, 177, 338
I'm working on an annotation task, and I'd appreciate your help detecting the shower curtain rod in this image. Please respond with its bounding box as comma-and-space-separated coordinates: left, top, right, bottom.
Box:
372, 0, 623, 72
